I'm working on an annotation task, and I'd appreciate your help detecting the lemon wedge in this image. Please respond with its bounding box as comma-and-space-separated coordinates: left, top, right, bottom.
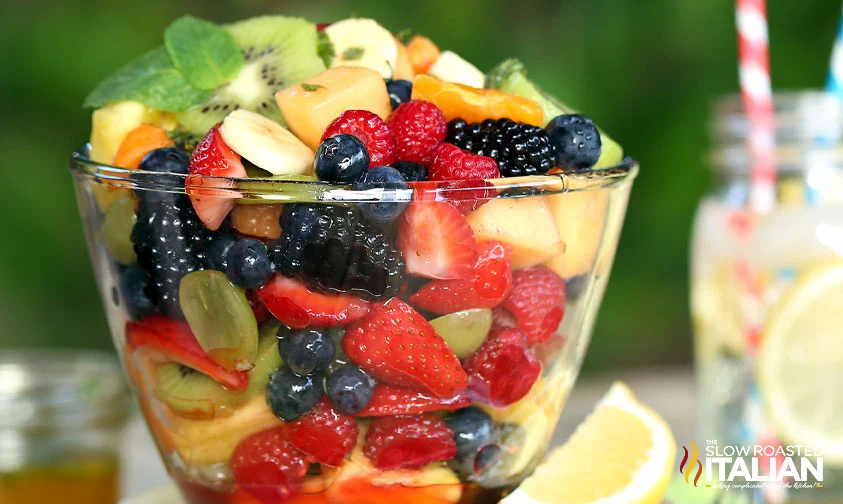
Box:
501, 382, 675, 504
757, 261, 843, 464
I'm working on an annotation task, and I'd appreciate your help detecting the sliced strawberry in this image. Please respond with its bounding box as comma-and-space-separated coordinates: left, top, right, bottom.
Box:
246, 290, 273, 325
257, 275, 370, 329
231, 427, 310, 503
343, 298, 467, 397
499, 265, 566, 346
187, 125, 246, 231
125, 314, 248, 391
409, 241, 513, 313
396, 201, 477, 280
357, 384, 471, 417
286, 397, 358, 467
463, 327, 541, 407
363, 415, 457, 470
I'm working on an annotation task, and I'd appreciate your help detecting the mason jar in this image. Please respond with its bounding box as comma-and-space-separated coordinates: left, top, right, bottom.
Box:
691, 91, 843, 503
0, 351, 132, 504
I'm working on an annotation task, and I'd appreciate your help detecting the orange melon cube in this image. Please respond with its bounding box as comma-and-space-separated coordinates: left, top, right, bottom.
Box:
411, 74, 544, 126
393, 37, 415, 80
275, 67, 391, 150
543, 189, 610, 279
406, 35, 440, 75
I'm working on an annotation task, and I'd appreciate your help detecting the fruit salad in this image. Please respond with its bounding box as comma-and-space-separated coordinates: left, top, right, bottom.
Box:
70, 15, 637, 504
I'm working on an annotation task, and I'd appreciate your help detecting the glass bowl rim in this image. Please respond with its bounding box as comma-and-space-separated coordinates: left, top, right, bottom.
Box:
70, 147, 638, 204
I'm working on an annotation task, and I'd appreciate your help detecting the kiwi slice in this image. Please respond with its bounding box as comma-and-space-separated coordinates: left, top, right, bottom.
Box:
486, 59, 624, 168
153, 323, 283, 419
177, 16, 326, 134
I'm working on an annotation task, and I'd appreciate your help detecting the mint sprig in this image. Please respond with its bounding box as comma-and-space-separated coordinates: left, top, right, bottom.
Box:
83, 16, 248, 111
83, 47, 210, 112
164, 16, 244, 91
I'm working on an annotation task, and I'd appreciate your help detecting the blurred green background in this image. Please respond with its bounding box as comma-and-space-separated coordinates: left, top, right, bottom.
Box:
1, 0, 840, 373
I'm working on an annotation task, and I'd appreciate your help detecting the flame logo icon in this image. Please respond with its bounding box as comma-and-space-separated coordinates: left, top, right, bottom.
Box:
679, 441, 703, 487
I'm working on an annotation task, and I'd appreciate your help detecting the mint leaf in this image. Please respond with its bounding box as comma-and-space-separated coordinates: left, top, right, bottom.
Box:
83, 47, 210, 112
301, 83, 325, 91
317, 31, 335, 67
164, 16, 244, 90
342, 47, 365, 61
396, 29, 413, 44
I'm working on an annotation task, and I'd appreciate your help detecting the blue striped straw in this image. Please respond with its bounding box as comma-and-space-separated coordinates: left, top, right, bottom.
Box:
827, 8, 843, 95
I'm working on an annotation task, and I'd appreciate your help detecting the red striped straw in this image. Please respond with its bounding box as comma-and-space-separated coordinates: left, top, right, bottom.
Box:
736, 0, 776, 213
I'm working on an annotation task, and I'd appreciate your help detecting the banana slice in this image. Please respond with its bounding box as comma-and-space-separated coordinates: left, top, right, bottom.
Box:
325, 18, 398, 79
219, 110, 314, 176
428, 50, 485, 88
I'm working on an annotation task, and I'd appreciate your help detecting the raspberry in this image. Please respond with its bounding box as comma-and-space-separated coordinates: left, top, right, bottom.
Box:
230, 427, 310, 502
363, 414, 457, 470
429, 143, 500, 181
463, 327, 541, 407
322, 110, 397, 167
286, 397, 359, 467
498, 265, 566, 346
387, 100, 447, 164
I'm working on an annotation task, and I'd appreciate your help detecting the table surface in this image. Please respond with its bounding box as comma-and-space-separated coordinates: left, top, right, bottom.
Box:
120, 367, 697, 500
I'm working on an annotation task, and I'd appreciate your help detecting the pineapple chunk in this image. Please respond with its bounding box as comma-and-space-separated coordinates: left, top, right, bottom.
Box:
466, 197, 564, 270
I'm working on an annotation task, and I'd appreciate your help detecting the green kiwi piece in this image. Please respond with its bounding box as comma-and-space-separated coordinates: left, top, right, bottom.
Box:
177, 16, 326, 133
153, 322, 283, 419
179, 270, 258, 372
486, 59, 624, 168
153, 362, 247, 419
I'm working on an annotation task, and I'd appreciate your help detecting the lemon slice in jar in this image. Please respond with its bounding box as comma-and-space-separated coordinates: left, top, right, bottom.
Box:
757, 261, 843, 464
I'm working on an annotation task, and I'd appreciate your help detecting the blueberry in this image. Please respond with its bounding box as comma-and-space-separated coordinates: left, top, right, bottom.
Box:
390, 161, 428, 182
386, 79, 413, 110
224, 238, 272, 289
445, 407, 500, 477
206, 234, 237, 271
545, 114, 602, 170
118, 264, 156, 321
326, 364, 373, 414
277, 327, 336, 376
139, 147, 190, 174
314, 134, 369, 183
265, 366, 322, 421
565, 273, 588, 301
354, 166, 410, 224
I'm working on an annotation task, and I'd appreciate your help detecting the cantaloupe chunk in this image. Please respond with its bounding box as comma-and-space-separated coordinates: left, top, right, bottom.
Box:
543, 189, 609, 279
275, 67, 391, 150
393, 37, 415, 80
466, 197, 564, 270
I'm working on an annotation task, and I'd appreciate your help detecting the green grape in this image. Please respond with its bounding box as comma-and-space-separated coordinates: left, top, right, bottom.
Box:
429, 308, 493, 359
102, 196, 137, 265
179, 270, 258, 372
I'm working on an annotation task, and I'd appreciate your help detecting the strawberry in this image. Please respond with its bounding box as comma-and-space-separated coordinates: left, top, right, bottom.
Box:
286, 397, 358, 467
357, 384, 471, 417
186, 125, 246, 231
257, 275, 370, 329
231, 427, 310, 503
343, 298, 467, 397
411, 179, 496, 215
363, 415, 457, 470
246, 290, 273, 325
125, 314, 248, 391
463, 327, 541, 407
498, 265, 566, 346
409, 241, 512, 313
396, 201, 477, 280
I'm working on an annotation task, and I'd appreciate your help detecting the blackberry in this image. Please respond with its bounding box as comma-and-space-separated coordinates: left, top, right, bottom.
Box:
446, 118, 555, 177
131, 195, 215, 318
270, 204, 405, 300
